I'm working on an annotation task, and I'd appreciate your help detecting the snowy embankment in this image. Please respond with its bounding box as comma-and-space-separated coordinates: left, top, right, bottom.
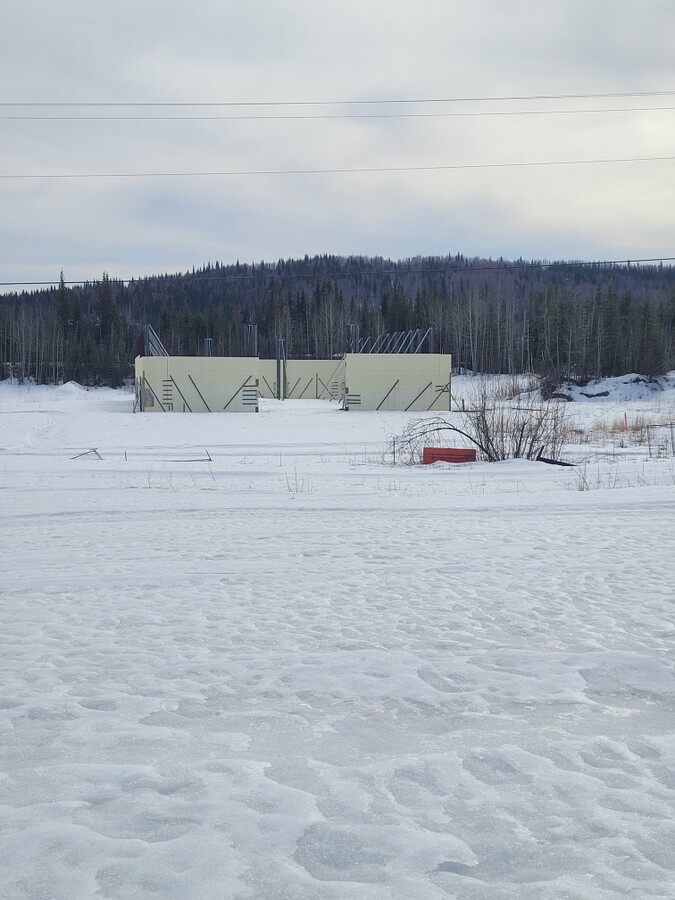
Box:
551, 372, 675, 403
1, 380, 674, 899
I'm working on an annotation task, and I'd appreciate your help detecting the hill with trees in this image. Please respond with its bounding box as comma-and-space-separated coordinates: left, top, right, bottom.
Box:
1, 254, 674, 385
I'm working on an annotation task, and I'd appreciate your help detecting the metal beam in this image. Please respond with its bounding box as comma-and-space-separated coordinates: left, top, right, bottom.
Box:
405, 381, 432, 411
142, 374, 165, 411
376, 379, 400, 411
170, 376, 192, 412
298, 378, 313, 399
188, 374, 211, 412
261, 375, 275, 398
223, 375, 253, 410
287, 376, 302, 398
426, 381, 451, 412
143, 324, 169, 357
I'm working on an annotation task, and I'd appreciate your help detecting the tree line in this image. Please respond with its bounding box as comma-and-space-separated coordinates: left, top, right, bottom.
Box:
1, 255, 674, 385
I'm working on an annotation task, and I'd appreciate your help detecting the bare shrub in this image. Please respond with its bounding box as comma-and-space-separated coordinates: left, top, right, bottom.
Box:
569, 426, 593, 445
393, 381, 570, 464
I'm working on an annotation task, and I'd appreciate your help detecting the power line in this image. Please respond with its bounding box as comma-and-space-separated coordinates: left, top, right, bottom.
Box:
2, 90, 675, 107
3, 257, 674, 288
2, 154, 675, 180
3, 105, 675, 121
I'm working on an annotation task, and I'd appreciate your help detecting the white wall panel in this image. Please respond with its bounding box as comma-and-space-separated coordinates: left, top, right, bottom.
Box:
343, 354, 451, 411
135, 357, 259, 413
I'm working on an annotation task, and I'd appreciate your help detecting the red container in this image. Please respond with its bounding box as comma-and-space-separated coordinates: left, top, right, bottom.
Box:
422, 447, 477, 464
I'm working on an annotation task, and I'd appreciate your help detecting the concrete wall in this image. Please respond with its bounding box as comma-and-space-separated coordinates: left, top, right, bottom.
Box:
343, 353, 451, 411
258, 359, 346, 401
135, 356, 259, 413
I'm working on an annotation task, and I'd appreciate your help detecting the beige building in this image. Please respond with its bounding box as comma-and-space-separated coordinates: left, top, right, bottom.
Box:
135, 352, 451, 413
343, 353, 451, 411
135, 356, 259, 413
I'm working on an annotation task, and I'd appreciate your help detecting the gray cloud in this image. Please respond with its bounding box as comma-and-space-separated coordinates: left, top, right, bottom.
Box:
2, 1, 675, 287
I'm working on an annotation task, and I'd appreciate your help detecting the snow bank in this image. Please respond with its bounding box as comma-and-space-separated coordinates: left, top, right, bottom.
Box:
553, 372, 675, 402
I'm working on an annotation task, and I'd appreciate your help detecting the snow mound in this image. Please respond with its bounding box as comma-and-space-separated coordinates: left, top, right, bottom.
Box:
552, 373, 675, 402
52, 381, 88, 396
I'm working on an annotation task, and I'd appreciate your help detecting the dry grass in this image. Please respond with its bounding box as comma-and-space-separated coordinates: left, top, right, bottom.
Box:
489, 373, 541, 401
566, 406, 675, 456
591, 411, 667, 447
604, 412, 649, 433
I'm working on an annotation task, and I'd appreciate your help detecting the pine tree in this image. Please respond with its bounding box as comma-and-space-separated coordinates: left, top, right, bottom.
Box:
95, 272, 119, 342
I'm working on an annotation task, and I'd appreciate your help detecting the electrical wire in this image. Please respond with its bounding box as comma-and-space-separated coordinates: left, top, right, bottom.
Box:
3, 90, 675, 107
3, 105, 675, 121
2, 154, 675, 181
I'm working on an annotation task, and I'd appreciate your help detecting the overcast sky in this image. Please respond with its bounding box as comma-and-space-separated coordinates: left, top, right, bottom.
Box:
2, 0, 675, 288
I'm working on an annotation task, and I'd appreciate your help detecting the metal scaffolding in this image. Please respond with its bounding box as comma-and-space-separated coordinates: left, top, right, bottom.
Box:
344, 325, 435, 355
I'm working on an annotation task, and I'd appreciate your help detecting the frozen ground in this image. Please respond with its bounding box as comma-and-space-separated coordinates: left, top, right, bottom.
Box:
1, 379, 674, 899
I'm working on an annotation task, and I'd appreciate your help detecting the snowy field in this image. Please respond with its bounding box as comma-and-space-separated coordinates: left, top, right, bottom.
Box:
1, 377, 675, 899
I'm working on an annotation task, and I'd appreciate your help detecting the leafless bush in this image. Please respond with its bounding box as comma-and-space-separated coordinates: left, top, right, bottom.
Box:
393, 381, 570, 464
569, 426, 593, 445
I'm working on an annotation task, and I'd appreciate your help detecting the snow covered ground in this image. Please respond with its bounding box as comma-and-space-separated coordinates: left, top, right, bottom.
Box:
1, 378, 674, 899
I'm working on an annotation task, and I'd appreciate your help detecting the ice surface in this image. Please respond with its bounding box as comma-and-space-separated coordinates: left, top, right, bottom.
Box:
1, 382, 675, 898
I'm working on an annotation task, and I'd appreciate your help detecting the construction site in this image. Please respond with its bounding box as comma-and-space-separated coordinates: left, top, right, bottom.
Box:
134, 325, 452, 413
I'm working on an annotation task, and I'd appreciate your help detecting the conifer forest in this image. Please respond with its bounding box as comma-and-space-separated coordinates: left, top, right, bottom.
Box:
1, 254, 674, 386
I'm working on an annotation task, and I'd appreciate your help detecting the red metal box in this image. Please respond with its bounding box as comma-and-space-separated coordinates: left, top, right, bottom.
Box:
422, 447, 477, 464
